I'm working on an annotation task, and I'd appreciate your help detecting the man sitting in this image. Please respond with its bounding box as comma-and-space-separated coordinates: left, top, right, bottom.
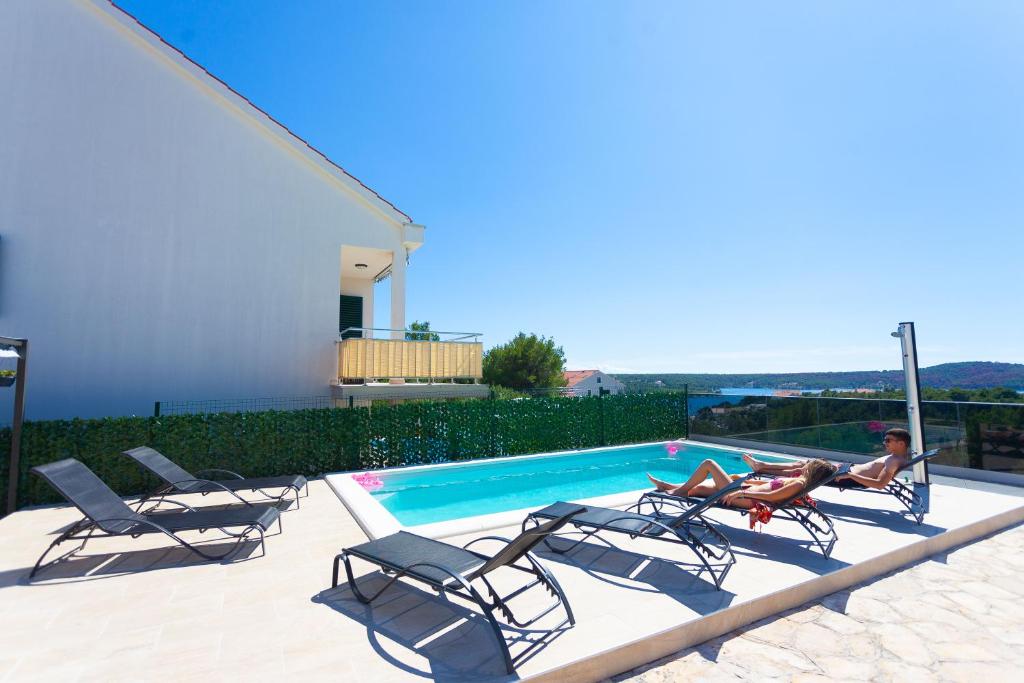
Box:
742, 428, 912, 490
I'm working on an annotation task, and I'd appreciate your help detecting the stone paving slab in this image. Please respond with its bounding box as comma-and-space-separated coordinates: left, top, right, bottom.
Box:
608, 523, 1024, 683
0, 479, 1022, 682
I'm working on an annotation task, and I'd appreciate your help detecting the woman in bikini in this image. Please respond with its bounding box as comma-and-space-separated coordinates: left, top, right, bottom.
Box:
647, 457, 836, 509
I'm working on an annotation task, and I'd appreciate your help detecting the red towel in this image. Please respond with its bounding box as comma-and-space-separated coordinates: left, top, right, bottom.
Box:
748, 495, 816, 531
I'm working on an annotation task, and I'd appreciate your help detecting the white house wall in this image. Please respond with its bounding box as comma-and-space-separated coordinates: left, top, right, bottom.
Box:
0, 0, 410, 419
572, 373, 626, 397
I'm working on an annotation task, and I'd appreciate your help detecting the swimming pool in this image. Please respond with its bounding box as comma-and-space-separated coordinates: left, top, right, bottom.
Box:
327, 440, 794, 539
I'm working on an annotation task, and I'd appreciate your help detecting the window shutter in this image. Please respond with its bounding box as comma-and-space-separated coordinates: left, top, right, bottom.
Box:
339, 295, 363, 339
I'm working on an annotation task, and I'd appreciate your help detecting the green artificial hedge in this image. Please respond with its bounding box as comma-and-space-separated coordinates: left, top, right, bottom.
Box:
0, 392, 689, 513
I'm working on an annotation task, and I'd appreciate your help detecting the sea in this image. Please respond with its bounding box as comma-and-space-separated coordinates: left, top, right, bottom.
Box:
719, 387, 824, 396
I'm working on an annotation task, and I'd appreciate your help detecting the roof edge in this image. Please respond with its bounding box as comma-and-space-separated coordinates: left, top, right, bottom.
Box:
92, 0, 413, 225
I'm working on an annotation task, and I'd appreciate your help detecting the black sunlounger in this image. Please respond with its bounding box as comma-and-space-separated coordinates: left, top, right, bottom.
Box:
333, 506, 585, 675
525, 475, 756, 590
29, 458, 281, 579
123, 446, 308, 509
828, 449, 940, 524
636, 466, 847, 559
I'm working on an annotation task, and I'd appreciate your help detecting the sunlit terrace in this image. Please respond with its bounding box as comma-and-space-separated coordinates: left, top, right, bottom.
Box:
1, 443, 1022, 681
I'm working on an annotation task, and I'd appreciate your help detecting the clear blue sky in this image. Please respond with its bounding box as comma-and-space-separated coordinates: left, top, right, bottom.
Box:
117, 0, 1024, 374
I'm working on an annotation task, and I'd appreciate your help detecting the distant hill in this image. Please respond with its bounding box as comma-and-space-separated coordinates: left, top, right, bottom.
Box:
614, 362, 1024, 392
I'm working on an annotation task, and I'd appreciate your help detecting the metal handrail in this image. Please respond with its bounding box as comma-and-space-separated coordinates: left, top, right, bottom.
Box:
688, 391, 1024, 408
337, 327, 482, 342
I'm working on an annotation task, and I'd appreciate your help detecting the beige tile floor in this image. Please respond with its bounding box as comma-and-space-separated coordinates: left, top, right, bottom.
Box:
609, 522, 1024, 683
0, 479, 1021, 682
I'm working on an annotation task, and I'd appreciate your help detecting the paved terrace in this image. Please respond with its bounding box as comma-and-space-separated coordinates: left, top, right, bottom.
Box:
0, 478, 1022, 682
611, 521, 1024, 682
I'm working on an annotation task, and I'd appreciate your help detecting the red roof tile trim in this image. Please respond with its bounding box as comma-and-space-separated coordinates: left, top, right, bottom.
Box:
106, 1, 412, 223
563, 370, 597, 387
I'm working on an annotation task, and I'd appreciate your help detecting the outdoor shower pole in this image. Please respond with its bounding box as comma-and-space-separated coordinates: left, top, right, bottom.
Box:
892, 322, 928, 486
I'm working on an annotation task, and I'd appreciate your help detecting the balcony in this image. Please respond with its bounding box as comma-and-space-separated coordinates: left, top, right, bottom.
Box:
334, 328, 487, 403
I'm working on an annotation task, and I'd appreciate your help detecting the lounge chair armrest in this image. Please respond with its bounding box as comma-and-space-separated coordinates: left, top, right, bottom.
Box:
134, 498, 197, 513
94, 516, 173, 536
400, 561, 477, 592
169, 479, 254, 506
462, 534, 513, 551
903, 448, 941, 470
195, 468, 245, 480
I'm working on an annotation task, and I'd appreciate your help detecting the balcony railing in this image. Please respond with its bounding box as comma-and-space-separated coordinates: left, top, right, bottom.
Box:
337, 328, 483, 382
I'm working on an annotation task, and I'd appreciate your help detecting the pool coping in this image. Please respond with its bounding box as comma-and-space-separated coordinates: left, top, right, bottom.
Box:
325, 439, 795, 540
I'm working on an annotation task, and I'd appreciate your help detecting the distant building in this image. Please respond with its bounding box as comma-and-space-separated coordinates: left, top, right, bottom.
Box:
563, 370, 626, 397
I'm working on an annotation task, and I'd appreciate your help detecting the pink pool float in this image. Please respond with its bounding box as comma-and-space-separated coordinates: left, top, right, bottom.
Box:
353, 472, 384, 491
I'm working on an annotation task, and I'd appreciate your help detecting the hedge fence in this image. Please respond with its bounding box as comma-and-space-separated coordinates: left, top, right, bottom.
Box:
0, 391, 689, 513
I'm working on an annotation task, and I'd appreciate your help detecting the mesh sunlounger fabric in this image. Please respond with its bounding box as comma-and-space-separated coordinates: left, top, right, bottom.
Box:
123, 447, 195, 489
468, 508, 584, 578
531, 502, 671, 535
124, 446, 306, 493
345, 507, 584, 586
207, 475, 307, 492
141, 506, 280, 533
30, 458, 280, 534
345, 531, 486, 586
31, 459, 142, 532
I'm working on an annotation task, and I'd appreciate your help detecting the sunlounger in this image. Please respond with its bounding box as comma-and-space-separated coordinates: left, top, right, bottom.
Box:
29, 458, 280, 579
637, 466, 847, 558
827, 449, 940, 524
525, 475, 755, 589
333, 506, 585, 674
123, 446, 307, 509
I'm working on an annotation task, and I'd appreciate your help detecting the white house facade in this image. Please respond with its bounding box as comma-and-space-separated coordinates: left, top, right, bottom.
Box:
563, 370, 626, 397
0, 0, 442, 420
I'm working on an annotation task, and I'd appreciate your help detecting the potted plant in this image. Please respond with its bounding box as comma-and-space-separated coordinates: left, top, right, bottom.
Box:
0, 370, 15, 387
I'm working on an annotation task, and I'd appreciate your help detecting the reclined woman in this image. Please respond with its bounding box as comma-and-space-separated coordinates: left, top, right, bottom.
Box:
647, 457, 836, 509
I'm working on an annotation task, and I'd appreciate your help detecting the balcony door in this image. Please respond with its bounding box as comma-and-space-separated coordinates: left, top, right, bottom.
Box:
339, 295, 363, 339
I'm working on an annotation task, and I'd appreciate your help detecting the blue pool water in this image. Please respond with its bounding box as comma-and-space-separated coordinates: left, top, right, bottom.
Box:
368, 442, 791, 526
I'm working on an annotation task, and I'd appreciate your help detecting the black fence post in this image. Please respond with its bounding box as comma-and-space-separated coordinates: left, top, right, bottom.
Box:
683, 384, 689, 439
153, 401, 160, 417
489, 405, 497, 457
599, 391, 606, 446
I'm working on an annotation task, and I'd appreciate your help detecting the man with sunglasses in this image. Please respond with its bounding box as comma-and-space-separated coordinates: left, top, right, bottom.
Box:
742, 428, 912, 490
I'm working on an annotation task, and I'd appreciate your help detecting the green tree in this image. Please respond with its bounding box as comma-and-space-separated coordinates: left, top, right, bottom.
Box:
405, 320, 440, 341
483, 333, 567, 390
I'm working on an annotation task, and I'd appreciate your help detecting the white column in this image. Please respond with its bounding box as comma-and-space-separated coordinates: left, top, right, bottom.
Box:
390, 248, 407, 340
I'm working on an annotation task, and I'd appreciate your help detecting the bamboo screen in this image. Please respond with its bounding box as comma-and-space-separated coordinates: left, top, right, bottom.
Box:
338, 339, 483, 380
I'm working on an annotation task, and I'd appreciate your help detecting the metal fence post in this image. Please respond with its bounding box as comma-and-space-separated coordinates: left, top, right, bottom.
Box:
683, 384, 689, 439
4, 337, 28, 515
599, 391, 606, 446
816, 397, 822, 448
153, 401, 160, 417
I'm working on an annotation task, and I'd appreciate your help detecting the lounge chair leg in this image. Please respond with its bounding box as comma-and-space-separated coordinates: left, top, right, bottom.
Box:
30, 534, 80, 579
487, 608, 515, 675
782, 507, 838, 558
332, 553, 343, 588
679, 530, 730, 590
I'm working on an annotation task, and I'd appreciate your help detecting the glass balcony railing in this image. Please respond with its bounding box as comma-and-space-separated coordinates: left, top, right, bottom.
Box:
688, 392, 1024, 475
